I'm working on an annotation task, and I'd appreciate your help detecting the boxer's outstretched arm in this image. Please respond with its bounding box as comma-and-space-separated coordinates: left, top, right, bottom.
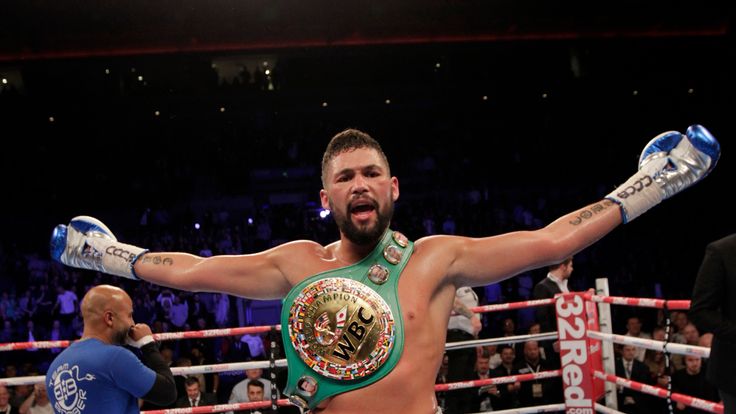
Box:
50, 216, 308, 299
434, 199, 621, 287
443, 125, 720, 288
133, 243, 301, 299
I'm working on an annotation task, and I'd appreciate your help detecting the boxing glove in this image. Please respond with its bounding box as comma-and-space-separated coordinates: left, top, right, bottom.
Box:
606, 124, 720, 223
50, 216, 147, 280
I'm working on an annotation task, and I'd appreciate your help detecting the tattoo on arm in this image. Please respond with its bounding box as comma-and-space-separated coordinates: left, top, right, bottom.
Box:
141, 255, 174, 266
568, 199, 615, 226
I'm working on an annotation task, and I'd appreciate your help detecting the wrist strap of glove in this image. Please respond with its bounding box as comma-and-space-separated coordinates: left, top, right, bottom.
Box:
85, 237, 148, 280
606, 160, 666, 223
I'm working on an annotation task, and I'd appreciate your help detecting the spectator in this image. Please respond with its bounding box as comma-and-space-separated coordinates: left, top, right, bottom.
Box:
48, 320, 64, 354
18, 290, 35, 320
490, 345, 520, 410
169, 294, 189, 329
228, 368, 276, 408
444, 286, 481, 414
533, 256, 574, 367
0, 292, 18, 322
190, 345, 219, 394
0, 385, 19, 414
514, 341, 560, 407
18, 383, 51, 414
624, 316, 651, 362
671, 356, 720, 414
670, 311, 689, 344
11, 383, 33, 409
214, 293, 230, 328
615, 345, 652, 414
681, 323, 700, 346
240, 379, 276, 414
51, 285, 78, 333
473, 349, 496, 412
240, 334, 266, 360
0, 319, 16, 343
175, 377, 217, 408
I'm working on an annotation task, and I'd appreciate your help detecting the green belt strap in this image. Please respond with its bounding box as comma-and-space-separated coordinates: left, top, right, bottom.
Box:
280, 228, 414, 409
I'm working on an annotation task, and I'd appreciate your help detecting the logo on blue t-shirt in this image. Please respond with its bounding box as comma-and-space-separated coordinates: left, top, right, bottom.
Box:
49, 363, 96, 413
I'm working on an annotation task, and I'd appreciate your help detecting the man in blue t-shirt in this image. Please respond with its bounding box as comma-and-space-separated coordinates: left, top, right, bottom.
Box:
46, 285, 177, 413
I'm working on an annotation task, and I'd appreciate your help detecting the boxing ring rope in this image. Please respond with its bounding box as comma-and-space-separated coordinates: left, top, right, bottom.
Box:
445, 332, 558, 351
592, 403, 626, 414
0, 332, 557, 387
471, 298, 556, 313
593, 371, 724, 414
465, 402, 627, 414
467, 403, 566, 414
434, 370, 561, 392
583, 289, 722, 414
585, 294, 691, 310
143, 399, 293, 414
0, 360, 290, 387
1, 290, 723, 413
586, 330, 711, 358
0, 325, 280, 352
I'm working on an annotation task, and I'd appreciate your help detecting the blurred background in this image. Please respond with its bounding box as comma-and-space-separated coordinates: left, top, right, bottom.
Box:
0, 0, 734, 408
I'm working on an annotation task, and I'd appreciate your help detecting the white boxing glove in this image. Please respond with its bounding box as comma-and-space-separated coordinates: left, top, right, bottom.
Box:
606, 124, 720, 223
50, 216, 147, 280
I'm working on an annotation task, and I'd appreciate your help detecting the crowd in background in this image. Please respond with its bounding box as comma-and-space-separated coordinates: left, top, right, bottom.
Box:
1, 38, 732, 413
0, 194, 723, 412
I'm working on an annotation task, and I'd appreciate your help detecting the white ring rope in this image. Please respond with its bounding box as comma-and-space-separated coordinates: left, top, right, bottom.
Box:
0, 332, 558, 386
594, 402, 627, 414
587, 330, 710, 358
444, 332, 558, 351
593, 370, 724, 414
467, 403, 565, 414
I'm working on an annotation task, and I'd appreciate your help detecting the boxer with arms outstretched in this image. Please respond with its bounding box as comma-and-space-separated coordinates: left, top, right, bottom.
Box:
51, 125, 720, 413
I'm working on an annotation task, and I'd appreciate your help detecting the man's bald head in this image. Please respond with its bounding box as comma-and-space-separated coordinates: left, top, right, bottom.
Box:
81, 285, 131, 320
81, 284, 134, 345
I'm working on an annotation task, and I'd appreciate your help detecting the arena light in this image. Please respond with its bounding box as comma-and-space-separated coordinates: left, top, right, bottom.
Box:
319, 209, 331, 219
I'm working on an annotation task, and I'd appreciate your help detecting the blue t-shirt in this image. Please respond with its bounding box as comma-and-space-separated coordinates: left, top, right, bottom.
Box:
46, 338, 156, 414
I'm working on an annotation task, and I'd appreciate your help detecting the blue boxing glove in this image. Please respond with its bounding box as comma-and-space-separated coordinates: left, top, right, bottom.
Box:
606, 124, 720, 223
50, 216, 148, 280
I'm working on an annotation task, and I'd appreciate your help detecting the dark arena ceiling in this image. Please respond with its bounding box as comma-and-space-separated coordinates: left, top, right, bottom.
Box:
0, 0, 731, 61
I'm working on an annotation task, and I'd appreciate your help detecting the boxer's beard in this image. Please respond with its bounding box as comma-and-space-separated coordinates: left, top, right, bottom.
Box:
113, 325, 129, 346
331, 197, 393, 246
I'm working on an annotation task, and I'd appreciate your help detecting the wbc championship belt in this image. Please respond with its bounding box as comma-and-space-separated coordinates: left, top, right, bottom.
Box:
280, 229, 413, 409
